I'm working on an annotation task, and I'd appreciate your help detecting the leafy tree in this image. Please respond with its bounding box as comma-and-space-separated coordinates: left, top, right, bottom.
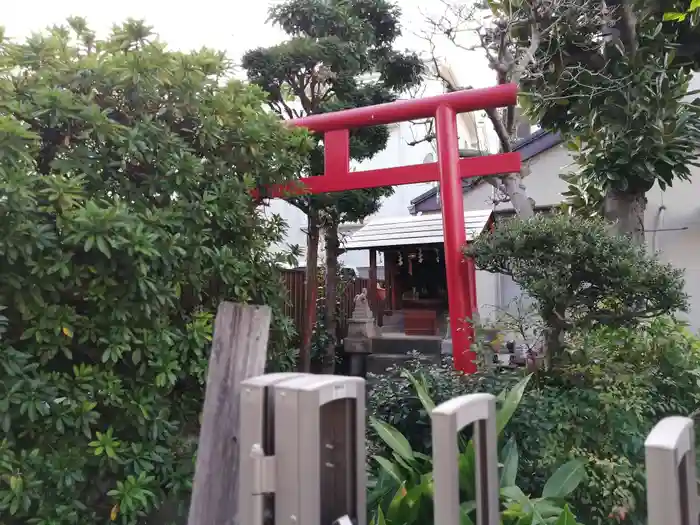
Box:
503, 0, 700, 242
242, 0, 423, 371
465, 214, 687, 367
0, 19, 311, 524
421, 0, 700, 242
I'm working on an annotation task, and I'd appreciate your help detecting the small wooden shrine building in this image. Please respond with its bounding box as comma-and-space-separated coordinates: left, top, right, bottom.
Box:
342, 209, 494, 337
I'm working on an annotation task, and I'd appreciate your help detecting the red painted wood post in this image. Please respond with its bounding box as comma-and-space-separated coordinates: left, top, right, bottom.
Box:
435, 105, 476, 374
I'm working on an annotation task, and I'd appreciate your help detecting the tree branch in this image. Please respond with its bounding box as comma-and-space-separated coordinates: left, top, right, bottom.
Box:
511, 23, 541, 86
607, 0, 638, 57
485, 108, 512, 152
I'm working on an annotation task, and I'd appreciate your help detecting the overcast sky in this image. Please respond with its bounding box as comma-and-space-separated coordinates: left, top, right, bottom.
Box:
3, 0, 493, 88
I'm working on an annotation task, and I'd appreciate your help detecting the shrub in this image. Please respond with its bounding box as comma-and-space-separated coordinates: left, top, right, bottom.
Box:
0, 20, 311, 525
513, 317, 700, 525
465, 214, 688, 366
367, 354, 524, 456
368, 373, 586, 525
367, 317, 700, 525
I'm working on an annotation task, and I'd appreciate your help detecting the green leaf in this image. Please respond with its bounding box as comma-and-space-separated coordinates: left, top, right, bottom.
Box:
663, 11, 687, 21
96, 236, 111, 258
499, 437, 519, 488
460, 502, 475, 525
375, 506, 387, 525
386, 485, 406, 521
501, 485, 528, 504
370, 417, 414, 463
373, 455, 403, 484
496, 374, 532, 435
542, 459, 586, 499
458, 447, 476, 498
532, 499, 567, 518
555, 504, 577, 525
461, 500, 477, 514
485, 0, 502, 15
403, 371, 436, 412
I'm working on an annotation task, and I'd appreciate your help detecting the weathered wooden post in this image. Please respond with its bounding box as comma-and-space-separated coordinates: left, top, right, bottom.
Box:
274, 375, 367, 525
432, 393, 499, 525
645, 416, 698, 525
187, 302, 272, 525
344, 289, 375, 377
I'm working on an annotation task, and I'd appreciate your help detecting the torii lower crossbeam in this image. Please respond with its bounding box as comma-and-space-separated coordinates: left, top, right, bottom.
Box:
264, 84, 521, 374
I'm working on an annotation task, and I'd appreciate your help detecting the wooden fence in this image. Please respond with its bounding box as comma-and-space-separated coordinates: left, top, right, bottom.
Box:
282, 269, 371, 339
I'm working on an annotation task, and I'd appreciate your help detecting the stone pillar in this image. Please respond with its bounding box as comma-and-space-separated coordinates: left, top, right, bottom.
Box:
344, 289, 375, 377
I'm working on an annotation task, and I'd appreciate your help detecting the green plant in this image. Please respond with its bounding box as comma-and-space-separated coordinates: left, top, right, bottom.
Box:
367, 354, 519, 456
0, 20, 311, 525
466, 214, 688, 366
368, 373, 586, 525
512, 317, 700, 525
366, 316, 700, 525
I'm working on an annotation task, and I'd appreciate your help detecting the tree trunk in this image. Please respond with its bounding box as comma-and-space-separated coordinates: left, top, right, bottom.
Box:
542, 307, 565, 370
603, 189, 647, 244
322, 223, 340, 374
502, 171, 535, 218
299, 212, 320, 373
543, 326, 557, 371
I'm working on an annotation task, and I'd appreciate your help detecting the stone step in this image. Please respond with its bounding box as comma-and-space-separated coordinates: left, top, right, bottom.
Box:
366, 352, 440, 376
370, 335, 442, 356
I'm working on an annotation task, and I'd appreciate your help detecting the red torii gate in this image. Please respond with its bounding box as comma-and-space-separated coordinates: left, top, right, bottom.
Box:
266, 84, 520, 374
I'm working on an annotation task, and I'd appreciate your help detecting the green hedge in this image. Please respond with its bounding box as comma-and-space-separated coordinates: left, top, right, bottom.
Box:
367, 318, 700, 525
0, 21, 311, 525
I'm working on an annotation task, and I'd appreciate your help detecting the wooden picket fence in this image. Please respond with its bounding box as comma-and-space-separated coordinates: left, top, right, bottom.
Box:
282, 268, 370, 339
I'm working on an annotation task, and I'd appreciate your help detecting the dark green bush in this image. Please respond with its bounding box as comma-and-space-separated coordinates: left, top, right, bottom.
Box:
513, 317, 700, 525
0, 20, 311, 525
466, 214, 688, 366
367, 318, 700, 525
367, 354, 523, 456
369, 373, 587, 525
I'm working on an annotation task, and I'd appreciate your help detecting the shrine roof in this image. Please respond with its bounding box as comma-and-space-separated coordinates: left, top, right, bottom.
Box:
342, 209, 492, 251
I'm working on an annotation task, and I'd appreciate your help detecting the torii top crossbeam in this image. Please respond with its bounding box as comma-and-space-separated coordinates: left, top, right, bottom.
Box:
262, 83, 521, 374
291, 84, 516, 131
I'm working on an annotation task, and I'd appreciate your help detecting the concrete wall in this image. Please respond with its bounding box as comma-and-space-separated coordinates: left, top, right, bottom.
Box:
463, 145, 700, 333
